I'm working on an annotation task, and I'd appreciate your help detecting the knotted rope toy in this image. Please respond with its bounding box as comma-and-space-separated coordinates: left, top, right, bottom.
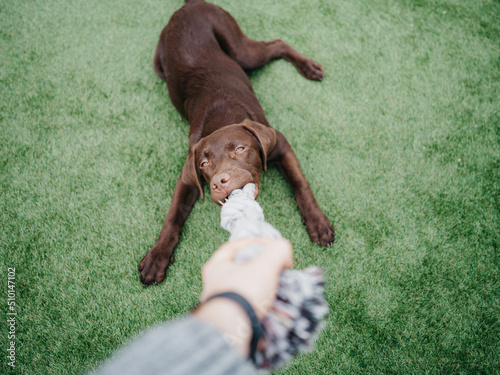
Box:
220, 183, 329, 370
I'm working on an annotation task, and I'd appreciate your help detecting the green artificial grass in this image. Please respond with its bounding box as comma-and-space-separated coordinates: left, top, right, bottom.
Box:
1, 0, 499, 373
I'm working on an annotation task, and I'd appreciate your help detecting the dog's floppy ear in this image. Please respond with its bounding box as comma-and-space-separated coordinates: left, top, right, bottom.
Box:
241, 119, 277, 172
181, 144, 204, 200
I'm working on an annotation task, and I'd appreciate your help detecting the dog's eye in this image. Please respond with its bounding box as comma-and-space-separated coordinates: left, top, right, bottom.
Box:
235, 146, 244, 153
200, 161, 209, 168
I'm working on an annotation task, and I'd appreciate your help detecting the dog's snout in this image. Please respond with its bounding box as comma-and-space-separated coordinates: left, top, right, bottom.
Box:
211, 173, 231, 191
209, 168, 256, 204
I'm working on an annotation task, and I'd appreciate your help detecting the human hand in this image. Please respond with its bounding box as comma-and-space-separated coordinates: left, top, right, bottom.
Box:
200, 237, 293, 318
194, 238, 293, 357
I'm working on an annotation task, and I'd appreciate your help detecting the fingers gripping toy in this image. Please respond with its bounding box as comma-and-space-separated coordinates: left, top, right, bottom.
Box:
220, 183, 329, 370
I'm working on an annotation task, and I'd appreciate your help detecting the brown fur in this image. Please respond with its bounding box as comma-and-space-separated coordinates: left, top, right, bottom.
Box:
139, 0, 334, 285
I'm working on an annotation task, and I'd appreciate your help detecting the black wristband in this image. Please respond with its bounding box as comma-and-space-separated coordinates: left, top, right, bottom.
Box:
205, 292, 263, 363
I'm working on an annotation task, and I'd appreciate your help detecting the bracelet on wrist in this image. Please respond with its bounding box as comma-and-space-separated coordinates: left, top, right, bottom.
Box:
205, 292, 263, 363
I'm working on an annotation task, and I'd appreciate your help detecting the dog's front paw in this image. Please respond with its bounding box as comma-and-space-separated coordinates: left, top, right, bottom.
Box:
299, 59, 325, 81
304, 212, 335, 247
138, 246, 174, 286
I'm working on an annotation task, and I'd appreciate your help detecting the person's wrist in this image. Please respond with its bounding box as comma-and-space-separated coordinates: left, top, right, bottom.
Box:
194, 297, 252, 357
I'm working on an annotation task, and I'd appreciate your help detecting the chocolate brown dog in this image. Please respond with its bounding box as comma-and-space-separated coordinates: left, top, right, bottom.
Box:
139, 0, 335, 286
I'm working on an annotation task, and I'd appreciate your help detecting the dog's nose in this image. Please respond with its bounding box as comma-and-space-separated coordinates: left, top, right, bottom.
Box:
211, 173, 231, 191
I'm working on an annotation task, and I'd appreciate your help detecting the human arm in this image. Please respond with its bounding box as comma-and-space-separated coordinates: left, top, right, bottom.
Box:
92, 238, 293, 375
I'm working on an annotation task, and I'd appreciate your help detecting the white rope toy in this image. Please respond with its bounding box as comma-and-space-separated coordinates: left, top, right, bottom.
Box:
221, 183, 329, 370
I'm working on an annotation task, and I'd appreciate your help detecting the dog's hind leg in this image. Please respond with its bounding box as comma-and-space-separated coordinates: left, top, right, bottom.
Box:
212, 6, 324, 81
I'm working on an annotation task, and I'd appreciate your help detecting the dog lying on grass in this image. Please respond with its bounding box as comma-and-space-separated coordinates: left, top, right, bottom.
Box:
139, 0, 335, 286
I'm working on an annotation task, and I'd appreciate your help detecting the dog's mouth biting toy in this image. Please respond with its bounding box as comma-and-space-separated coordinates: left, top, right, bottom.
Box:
220, 183, 329, 370
219, 183, 259, 205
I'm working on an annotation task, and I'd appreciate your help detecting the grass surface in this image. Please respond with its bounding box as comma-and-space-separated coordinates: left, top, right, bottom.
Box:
1, 0, 499, 374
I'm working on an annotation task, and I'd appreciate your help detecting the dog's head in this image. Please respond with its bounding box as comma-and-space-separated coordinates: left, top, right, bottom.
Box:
182, 119, 276, 204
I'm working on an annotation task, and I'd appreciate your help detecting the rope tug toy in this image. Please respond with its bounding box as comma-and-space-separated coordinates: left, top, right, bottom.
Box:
220, 183, 329, 370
